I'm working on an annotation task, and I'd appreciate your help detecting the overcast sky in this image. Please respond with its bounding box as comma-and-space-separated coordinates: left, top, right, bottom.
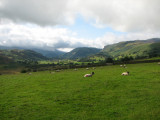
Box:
0, 0, 160, 52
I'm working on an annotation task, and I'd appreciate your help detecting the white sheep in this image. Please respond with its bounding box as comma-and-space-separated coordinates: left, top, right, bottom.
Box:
120, 64, 127, 68
74, 68, 78, 71
120, 65, 123, 67
84, 72, 94, 77
121, 72, 129, 76
55, 70, 61, 72
158, 62, 160, 65
86, 68, 89, 70
50, 72, 55, 74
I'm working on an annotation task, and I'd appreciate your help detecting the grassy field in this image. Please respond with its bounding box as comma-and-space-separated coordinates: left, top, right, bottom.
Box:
0, 63, 160, 120
135, 57, 160, 61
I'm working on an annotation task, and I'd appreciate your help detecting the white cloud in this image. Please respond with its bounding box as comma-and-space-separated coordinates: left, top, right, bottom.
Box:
75, 0, 160, 32
0, 21, 160, 51
0, 22, 90, 50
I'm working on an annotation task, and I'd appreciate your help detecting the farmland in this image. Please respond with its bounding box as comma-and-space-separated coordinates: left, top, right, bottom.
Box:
0, 63, 160, 120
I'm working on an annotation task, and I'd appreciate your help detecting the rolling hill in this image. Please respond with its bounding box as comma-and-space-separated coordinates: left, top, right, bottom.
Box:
0, 49, 48, 62
0, 54, 14, 64
102, 38, 160, 59
1, 38, 160, 61
62, 47, 101, 59
32, 49, 65, 59
0, 46, 65, 59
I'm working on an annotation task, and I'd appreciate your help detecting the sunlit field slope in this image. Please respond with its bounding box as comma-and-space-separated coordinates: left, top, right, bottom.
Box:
0, 63, 160, 120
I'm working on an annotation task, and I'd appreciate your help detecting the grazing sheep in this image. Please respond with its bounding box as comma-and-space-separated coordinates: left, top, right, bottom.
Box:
121, 72, 129, 76
28, 73, 32, 75
92, 67, 96, 69
55, 70, 61, 72
84, 72, 94, 77
120, 64, 127, 68
86, 68, 89, 70
50, 72, 55, 74
158, 62, 160, 65
74, 68, 78, 71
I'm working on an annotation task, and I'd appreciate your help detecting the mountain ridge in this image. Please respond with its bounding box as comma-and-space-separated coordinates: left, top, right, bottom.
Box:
102, 38, 160, 59
0, 49, 48, 62
62, 47, 102, 59
1, 38, 160, 61
0, 46, 65, 59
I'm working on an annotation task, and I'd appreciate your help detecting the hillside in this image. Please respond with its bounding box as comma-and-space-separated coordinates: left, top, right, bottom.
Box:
32, 49, 65, 59
62, 47, 101, 59
0, 46, 65, 59
0, 54, 14, 64
0, 49, 48, 62
102, 38, 160, 59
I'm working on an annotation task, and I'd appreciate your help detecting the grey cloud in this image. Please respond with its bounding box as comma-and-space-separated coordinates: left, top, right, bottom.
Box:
0, 0, 75, 26
53, 39, 70, 49
0, 24, 87, 50
53, 38, 86, 49
0, 38, 86, 51
0, 0, 160, 32
76, 0, 160, 32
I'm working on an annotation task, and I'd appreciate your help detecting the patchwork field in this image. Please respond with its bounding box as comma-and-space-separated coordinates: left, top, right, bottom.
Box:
0, 63, 160, 120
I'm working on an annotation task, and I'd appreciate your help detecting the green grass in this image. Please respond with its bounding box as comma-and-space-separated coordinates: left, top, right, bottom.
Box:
0, 63, 160, 120
135, 57, 160, 61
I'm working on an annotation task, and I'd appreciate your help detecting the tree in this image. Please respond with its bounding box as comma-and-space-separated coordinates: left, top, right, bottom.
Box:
121, 56, 133, 63
105, 57, 113, 63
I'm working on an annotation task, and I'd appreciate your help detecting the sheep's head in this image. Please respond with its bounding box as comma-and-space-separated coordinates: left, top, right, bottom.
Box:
92, 72, 95, 75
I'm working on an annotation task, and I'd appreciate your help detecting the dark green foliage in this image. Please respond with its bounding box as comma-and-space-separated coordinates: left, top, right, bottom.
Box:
32, 69, 37, 72
120, 56, 134, 63
0, 54, 14, 64
20, 69, 27, 73
105, 57, 114, 63
148, 42, 160, 58
78, 57, 95, 62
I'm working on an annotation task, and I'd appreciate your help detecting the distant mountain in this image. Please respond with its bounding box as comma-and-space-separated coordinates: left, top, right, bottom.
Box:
0, 46, 66, 59
102, 38, 160, 59
0, 46, 25, 50
62, 47, 101, 59
0, 49, 48, 62
32, 49, 65, 59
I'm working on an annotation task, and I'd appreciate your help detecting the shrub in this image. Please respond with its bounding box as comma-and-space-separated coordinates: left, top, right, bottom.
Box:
21, 69, 27, 73
33, 69, 37, 72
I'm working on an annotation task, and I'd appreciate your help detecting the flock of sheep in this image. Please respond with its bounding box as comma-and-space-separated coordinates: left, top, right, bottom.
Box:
83, 64, 129, 77
27, 64, 129, 77
27, 62, 160, 77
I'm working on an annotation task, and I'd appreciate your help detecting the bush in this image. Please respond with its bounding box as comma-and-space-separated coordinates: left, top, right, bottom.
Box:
21, 69, 27, 73
33, 69, 37, 72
